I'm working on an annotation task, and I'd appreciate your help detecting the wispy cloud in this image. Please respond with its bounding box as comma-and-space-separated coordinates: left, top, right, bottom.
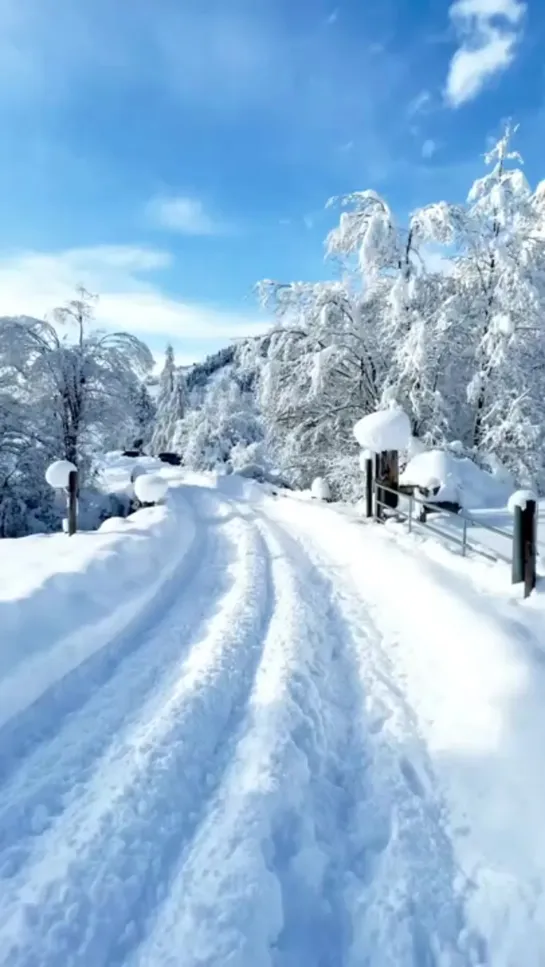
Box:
146, 195, 227, 236
445, 0, 526, 107
0, 245, 268, 346
407, 90, 432, 118
422, 139, 437, 159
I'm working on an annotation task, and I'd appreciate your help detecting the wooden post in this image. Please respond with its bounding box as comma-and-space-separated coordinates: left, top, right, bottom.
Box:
512, 505, 523, 585
523, 499, 537, 599
67, 469, 78, 536
383, 450, 399, 510
365, 457, 373, 519
374, 453, 382, 521
512, 500, 537, 597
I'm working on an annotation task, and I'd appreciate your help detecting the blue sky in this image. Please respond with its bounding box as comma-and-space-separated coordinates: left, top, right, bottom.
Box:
0, 0, 543, 365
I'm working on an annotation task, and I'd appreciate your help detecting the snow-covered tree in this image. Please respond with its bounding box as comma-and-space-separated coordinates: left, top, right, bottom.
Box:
173, 370, 263, 472
151, 346, 189, 453
258, 124, 545, 491
0, 290, 154, 533
129, 383, 156, 450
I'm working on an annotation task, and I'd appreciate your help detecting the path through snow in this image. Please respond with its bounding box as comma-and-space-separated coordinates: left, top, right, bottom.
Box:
2, 478, 541, 965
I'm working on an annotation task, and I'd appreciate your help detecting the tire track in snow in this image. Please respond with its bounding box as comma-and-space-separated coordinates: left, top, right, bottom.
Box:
0, 487, 224, 861
265, 500, 487, 967
0, 493, 274, 967
131, 503, 478, 967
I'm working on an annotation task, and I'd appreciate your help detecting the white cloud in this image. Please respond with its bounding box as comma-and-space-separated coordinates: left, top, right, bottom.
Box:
422, 139, 437, 159
0, 245, 268, 344
327, 9, 339, 25
146, 195, 227, 236
445, 0, 526, 107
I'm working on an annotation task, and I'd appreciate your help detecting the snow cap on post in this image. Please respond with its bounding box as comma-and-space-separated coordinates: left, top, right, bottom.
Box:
134, 473, 168, 505
353, 406, 411, 453
507, 489, 537, 514
45, 460, 77, 489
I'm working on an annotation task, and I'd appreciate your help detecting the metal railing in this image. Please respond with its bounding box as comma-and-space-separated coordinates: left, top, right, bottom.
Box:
373, 482, 513, 564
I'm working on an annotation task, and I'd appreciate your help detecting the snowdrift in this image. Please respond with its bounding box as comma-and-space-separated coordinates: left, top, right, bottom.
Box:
0, 479, 195, 727
401, 449, 512, 510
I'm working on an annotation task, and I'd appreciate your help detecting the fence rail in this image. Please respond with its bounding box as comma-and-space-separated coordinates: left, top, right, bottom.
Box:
373, 482, 513, 565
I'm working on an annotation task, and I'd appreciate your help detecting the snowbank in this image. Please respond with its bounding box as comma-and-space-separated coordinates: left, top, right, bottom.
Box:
353, 406, 411, 453
0, 476, 195, 727
401, 449, 511, 509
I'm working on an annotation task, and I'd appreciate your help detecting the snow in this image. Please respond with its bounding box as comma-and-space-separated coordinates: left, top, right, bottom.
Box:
134, 473, 169, 504
358, 449, 373, 470
310, 476, 331, 500
353, 406, 411, 453
1, 471, 545, 966
0, 469, 192, 728
45, 459, 77, 489
508, 489, 538, 513
401, 448, 512, 509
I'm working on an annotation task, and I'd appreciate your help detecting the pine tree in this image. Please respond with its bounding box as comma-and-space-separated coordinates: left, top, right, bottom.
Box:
151, 347, 188, 453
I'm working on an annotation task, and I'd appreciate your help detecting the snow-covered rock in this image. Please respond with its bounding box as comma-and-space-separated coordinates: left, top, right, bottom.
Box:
508, 489, 538, 514
311, 477, 331, 501
45, 460, 77, 489
401, 449, 512, 509
134, 474, 169, 505
354, 407, 411, 453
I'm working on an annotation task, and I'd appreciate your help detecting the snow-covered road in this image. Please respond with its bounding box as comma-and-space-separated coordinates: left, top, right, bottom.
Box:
1, 479, 544, 966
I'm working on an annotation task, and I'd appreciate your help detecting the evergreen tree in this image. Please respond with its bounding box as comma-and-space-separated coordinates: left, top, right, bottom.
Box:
151, 347, 188, 453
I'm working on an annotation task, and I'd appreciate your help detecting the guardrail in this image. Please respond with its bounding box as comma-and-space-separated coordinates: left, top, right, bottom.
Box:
373, 481, 513, 564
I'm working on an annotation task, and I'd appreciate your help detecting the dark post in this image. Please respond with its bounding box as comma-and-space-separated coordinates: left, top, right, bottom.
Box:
374, 453, 382, 521
523, 499, 537, 599
512, 500, 537, 597
512, 505, 523, 585
67, 470, 78, 537
383, 450, 399, 510
365, 457, 373, 519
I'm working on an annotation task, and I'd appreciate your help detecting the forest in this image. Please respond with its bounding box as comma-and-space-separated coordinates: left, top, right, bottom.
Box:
2, 126, 544, 536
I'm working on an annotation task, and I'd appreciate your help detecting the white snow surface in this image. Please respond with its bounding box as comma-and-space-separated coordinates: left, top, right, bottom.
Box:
401, 448, 512, 508
1, 469, 545, 966
354, 406, 411, 453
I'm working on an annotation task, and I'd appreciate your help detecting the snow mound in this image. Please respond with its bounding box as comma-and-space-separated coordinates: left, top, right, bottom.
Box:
401, 449, 511, 509
508, 489, 538, 513
354, 407, 411, 453
134, 474, 169, 504
311, 477, 331, 501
